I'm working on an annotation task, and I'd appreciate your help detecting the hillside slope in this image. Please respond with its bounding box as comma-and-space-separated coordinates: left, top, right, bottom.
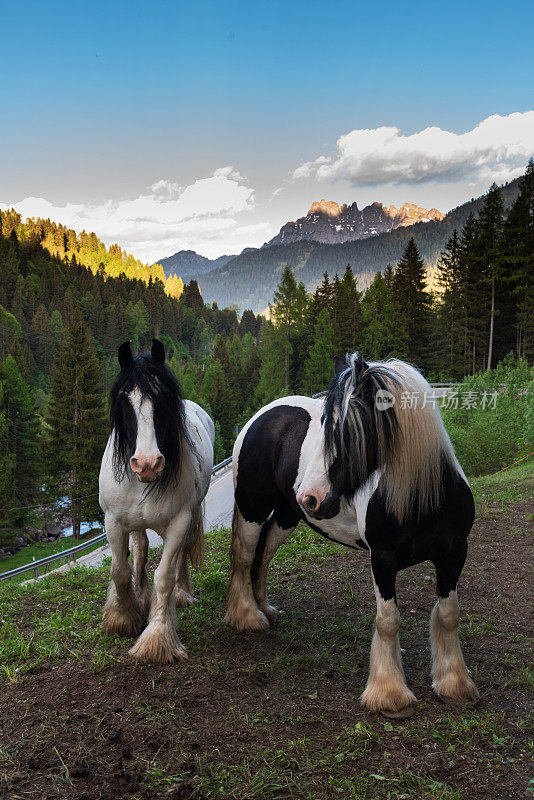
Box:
157, 250, 235, 279
194, 177, 521, 311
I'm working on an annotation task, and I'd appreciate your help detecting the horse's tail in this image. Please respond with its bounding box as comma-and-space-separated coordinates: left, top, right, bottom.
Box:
373, 359, 457, 523
187, 507, 204, 570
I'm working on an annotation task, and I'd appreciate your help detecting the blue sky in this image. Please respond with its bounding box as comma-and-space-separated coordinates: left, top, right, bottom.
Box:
1, 0, 533, 259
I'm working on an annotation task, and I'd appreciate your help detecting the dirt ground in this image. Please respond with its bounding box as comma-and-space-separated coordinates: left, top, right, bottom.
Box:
0, 483, 532, 799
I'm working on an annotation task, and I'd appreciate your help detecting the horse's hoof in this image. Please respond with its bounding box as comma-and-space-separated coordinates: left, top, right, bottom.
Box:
102, 604, 145, 638
129, 623, 188, 664
225, 604, 270, 633
380, 705, 416, 719
433, 674, 480, 705
261, 603, 280, 624
174, 588, 197, 608
360, 683, 418, 716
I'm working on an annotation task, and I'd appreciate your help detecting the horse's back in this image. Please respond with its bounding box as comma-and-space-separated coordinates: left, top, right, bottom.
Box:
185, 400, 216, 447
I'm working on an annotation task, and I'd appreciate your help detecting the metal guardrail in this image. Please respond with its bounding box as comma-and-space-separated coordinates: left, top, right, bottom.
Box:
0, 456, 234, 583
0, 533, 108, 582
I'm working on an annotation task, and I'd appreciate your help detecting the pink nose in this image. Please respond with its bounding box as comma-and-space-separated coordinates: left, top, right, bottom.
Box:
130, 454, 165, 479
296, 491, 319, 514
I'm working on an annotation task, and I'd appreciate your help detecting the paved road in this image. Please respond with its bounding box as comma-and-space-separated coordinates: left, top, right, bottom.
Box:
41, 466, 234, 575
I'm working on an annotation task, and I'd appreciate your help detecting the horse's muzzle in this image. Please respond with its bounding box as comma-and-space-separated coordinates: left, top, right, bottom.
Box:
136, 470, 161, 483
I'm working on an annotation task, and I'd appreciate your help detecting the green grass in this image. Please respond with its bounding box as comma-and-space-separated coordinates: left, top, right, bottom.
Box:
470, 459, 533, 504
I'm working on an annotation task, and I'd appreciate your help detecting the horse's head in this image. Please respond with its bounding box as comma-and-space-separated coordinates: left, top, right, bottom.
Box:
110, 339, 186, 491
296, 353, 396, 518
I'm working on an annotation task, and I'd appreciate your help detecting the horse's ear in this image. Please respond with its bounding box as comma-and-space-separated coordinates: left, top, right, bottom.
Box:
334, 356, 347, 377
151, 338, 165, 365
118, 341, 133, 370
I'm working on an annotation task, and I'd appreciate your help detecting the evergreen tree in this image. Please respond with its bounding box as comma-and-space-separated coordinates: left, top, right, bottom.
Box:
392, 238, 431, 368
361, 272, 400, 359
203, 359, 235, 454
475, 183, 505, 369
0, 390, 16, 546
458, 213, 486, 373
268, 266, 307, 393
303, 309, 335, 395
501, 159, 534, 360
333, 265, 362, 353
46, 310, 107, 537
256, 323, 287, 403
180, 280, 204, 312
30, 303, 53, 372
0, 355, 40, 510
436, 230, 465, 377
383, 264, 395, 290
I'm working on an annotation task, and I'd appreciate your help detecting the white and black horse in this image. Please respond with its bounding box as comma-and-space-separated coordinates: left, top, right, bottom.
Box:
226, 354, 479, 716
99, 339, 214, 664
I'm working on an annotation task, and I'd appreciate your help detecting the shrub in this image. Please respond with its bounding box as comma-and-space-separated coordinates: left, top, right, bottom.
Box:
441, 355, 534, 476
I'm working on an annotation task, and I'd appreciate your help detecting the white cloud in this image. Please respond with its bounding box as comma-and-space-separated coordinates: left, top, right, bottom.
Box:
292, 112, 534, 186
1, 168, 266, 261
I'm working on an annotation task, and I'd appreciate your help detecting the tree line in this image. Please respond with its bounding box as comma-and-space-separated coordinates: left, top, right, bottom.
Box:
256, 162, 533, 400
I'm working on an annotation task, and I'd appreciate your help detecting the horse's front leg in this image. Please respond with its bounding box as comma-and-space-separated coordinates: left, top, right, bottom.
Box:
431, 543, 479, 704
129, 510, 192, 664
131, 530, 151, 618
360, 555, 417, 716
251, 515, 296, 624
102, 517, 144, 637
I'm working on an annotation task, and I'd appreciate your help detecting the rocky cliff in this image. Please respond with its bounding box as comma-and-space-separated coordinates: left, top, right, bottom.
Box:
265, 199, 444, 247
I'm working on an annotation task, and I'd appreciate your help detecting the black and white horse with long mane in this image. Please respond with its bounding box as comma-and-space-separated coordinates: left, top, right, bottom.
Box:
226, 354, 479, 716
99, 339, 214, 664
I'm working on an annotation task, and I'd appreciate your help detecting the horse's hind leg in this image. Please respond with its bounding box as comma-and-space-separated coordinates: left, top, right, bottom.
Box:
251, 511, 297, 624
131, 530, 151, 618
431, 540, 479, 704
361, 555, 417, 716
225, 504, 270, 632
174, 550, 196, 607
102, 517, 144, 638
174, 509, 203, 608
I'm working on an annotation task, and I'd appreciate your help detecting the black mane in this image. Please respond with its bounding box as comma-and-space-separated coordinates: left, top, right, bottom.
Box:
109, 346, 190, 495
322, 353, 399, 500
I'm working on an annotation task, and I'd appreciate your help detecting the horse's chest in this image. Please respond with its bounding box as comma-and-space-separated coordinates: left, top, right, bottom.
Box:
101, 487, 175, 530
303, 472, 381, 550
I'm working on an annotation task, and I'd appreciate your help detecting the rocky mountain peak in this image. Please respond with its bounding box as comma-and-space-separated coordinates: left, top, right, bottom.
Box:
265, 197, 444, 248
307, 199, 342, 217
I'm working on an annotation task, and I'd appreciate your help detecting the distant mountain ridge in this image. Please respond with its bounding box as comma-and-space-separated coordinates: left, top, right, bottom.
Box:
189, 177, 522, 313
156, 249, 235, 279
265, 198, 444, 247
